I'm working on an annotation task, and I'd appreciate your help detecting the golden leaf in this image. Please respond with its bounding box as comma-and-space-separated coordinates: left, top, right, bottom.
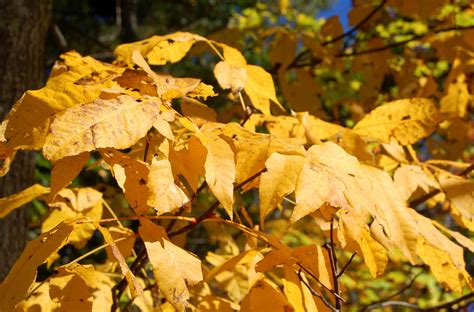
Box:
43, 95, 160, 161
139, 218, 203, 311
102, 149, 150, 214
0, 222, 74, 311
0, 51, 124, 151
43, 188, 103, 249
438, 171, 474, 225
282, 265, 306, 312
240, 279, 291, 312
105, 226, 136, 261
147, 158, 189, 215
115, 32, 207, 66
259, 153, 306, 225
354, 98, 439, 145
96, 224, 148, 306
0, 184, 49, 218
197, 132, 236, 218
440, 74, 470, 118
394, 164, 438, 201
50, 152, 89, 200
214, 61, 248, 93
416, 238, 472, 292
49, 264, 97, 311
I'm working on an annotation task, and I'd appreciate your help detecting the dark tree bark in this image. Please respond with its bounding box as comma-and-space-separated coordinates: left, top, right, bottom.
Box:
0, 0, 52, 281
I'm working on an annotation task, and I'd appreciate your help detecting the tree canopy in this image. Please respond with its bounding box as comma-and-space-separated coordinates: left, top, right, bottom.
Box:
0, 1, 473, 311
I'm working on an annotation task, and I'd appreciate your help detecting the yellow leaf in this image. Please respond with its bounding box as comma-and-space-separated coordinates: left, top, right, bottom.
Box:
340, 214, 388, 277
245, 65, 283, 115
283, 265, 306, 312
50, 152, 89, 200
147, 158, 189, 215
197, 132, 236, 218
240, 279, 291, 312
216, 43, 283, 114
168, 136, 206, 195
214, 61, 248, 93
139, 218, 203, 311
102, 149, 150, 214
115, 32, 207, 66
105, 226, 136, 261
0, 51, 124, 151
205, 249, 260, 282
197, 295, 234, 312
357, 165, 419, 263
292, 143, 355, 223
0, 184, 49, 218
15, 281, 59, 311
220, 123, 304, 187
416, 237, 472, 293
292, 245, 334, 289
43, 95, 160, 161
96, 224, 148, 306
0, 222, 74, 311
43, 188, 103, 249
49, 264, 97, 311
181, 97, 217, 123
353, 98, 439, 145
394, 164, 438, 201
259, 153, 306, 224
438, 172, 473, 224
440, 74, 470, 118
153, 115, 174, 140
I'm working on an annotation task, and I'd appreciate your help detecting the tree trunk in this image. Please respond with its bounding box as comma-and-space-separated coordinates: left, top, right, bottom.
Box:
0, 0, 52, 281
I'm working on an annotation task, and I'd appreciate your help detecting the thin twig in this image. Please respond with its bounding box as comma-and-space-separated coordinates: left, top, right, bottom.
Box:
324, 0, 387, 45
361, 271, 422, 311
337, 252, 357, 278
286, 0, 387, 70
168, 168, 266, 237
325, 219, 341, 310
298, 269, 337, 312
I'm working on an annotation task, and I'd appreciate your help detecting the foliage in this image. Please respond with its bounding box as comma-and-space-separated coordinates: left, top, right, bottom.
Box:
0, 1, 474, 311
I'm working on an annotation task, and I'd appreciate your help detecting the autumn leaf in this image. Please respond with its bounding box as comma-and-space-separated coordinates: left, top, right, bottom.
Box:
438, 171, 473, 224
196, 131, 236, 218
43, 188, 103, 249
0, 221, 74, 311
0, 51, 124, 151
115, 32, 207, 66
354, 98, 440, 145
147, 157, 189, 215
102, 149, 151, 214
259, 153, 306, 225
96, 224, 148, 306
215, 44, 283, 114
240, 279, 292, 312
50, 152, 89, 200
139, 218, 203, 311
0, 184, 49, 218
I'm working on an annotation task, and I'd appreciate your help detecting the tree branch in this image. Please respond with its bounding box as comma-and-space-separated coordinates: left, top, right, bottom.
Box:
324, 0, 387, 45
286, 0, 387, 70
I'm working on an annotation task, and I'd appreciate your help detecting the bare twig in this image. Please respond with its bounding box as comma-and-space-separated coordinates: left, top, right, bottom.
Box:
324, 219, 341, 310
286, 0, 387, 70
361, 271, 422, 311
337, 252, 357, 278
324, 0, 387, 45
298, 269, 337, 312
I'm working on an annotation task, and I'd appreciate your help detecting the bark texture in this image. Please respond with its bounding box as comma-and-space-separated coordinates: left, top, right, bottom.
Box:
0, 0, 52, 281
